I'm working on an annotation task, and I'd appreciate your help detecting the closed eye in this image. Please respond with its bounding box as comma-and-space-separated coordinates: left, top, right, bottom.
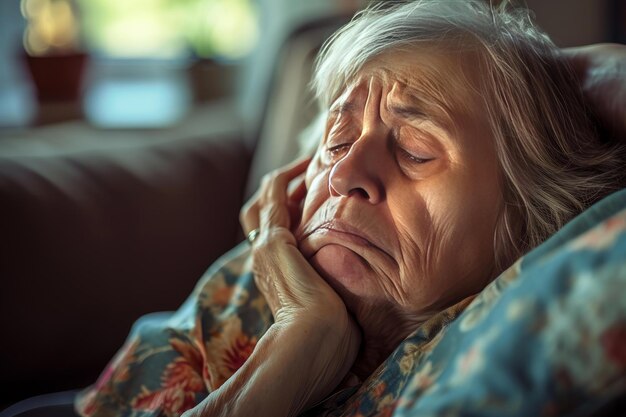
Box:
327, 143, 352, 159
391, 128, 435, 165
398, 148, 433, 164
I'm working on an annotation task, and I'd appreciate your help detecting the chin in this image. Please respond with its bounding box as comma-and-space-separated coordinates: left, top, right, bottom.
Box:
309, 244, 373, 302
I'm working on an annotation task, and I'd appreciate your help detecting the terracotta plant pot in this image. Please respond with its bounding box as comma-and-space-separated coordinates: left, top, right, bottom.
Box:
23, 51, 88, 102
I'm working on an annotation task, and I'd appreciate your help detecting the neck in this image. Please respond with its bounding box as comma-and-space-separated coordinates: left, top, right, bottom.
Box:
346, 303, 434, 380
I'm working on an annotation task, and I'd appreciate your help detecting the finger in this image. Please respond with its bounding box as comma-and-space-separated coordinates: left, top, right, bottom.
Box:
282, 155, 313, 177
264, 157, 311, 206
240, 190, 261, 235
259, 202, 292, 233
287, 175, 307, 228
288, 174, 307, 204
258, 158, 311, 229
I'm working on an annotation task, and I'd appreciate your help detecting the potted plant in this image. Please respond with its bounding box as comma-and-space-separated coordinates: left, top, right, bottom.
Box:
21, 0, 88, 102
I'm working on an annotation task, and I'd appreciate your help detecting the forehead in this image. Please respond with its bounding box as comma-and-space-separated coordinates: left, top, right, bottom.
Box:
330, 48, 480, 122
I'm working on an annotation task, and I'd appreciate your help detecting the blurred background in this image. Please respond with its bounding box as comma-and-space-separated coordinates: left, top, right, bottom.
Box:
0, 0, 358, 130
0, 0, 624, 132
0, 0, 625, 412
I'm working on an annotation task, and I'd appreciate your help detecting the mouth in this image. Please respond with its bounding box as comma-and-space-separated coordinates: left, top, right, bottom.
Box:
298, 220, 395, 262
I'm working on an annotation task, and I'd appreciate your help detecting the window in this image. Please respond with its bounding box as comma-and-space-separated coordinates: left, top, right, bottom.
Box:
22, 0, 259, 59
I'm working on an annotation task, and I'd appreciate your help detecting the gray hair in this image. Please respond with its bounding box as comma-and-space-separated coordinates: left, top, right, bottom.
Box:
311, 0, 625, 271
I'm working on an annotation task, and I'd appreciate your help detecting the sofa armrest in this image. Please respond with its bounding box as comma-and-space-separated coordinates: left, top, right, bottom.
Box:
0, 133, 250, 403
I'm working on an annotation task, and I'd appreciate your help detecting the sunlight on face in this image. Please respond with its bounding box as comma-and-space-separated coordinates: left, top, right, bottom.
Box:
295, 49, 503, 345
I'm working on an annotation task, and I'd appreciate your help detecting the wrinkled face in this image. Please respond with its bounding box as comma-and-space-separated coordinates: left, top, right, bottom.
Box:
294, 50, 503, 342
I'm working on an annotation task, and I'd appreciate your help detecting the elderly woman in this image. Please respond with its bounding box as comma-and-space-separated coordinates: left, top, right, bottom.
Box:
75, 1, 626, 417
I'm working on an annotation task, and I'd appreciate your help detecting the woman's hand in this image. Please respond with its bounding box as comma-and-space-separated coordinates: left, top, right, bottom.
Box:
563, 43, 626, 140
185, 158, 361, 417
240, 157, 361, 402
240, 158, 350, 326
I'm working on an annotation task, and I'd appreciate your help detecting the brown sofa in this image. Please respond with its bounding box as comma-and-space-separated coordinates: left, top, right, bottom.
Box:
0, 126, 250, 406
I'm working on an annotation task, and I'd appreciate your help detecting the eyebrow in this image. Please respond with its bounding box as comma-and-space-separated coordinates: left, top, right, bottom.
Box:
328, 88, 452, 131
329, 101, 428, 120
329, 101, 358, 117
389, 85, 454, 129
388, 104, 427, 121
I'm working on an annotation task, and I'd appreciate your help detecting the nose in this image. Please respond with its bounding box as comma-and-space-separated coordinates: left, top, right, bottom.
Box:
328, 132, 386, 204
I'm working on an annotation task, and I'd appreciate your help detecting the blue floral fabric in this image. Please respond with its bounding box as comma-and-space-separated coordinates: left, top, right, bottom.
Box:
76, 189, 626, 417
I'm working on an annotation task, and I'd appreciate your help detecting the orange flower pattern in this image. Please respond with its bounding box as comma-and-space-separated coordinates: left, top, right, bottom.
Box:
75, 245, 269, 417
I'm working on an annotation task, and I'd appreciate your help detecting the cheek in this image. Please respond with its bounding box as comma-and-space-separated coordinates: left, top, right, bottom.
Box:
302, 158, 331, 218
397, 179, 498, 278
427, 180, 501, 280
390, 194, 431, 251
304, 151, 324, 189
